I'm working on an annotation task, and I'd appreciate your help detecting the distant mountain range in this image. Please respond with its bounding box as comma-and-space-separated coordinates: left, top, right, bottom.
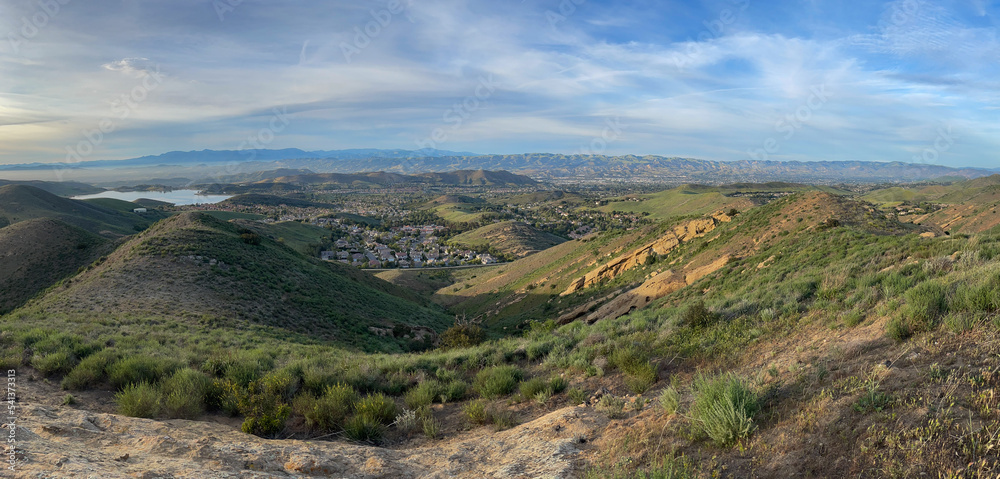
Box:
2, 149, 995, 184
0, 148, 477, 171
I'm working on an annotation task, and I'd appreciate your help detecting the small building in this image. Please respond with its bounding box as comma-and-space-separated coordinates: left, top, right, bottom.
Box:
133, 208, 147, 213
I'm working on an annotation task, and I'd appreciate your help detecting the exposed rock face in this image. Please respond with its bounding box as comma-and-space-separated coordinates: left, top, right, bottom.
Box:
582, 255, 730, 323
14, 403, 605, 478
562, 213, 730, 296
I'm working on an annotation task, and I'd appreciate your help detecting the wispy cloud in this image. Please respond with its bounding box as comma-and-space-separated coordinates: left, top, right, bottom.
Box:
0, 0, 996, 168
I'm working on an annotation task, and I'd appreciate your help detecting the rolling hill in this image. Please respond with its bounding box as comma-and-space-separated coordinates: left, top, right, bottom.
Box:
9, 212, 451, 352
0, 184, 159, 236
247, 169, 537, 188
450, 221, 567, 258
0, 218, 112, 314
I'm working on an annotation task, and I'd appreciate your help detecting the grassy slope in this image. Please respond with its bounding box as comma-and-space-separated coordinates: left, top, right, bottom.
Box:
598, 185, 754, 221
6, 190, 1000, 478
450, 221, 567, 258
0, 218, 112, 314
246, 220, 331, 254
9, 212, 450, 352
0, 185, 154, 236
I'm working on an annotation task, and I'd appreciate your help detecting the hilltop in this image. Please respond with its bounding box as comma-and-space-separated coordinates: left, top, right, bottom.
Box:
11, 212, 450, 352
450, 221, 568, 258
0, 184, 154, 236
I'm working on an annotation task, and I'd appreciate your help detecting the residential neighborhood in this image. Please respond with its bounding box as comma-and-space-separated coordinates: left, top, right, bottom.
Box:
313, 217, 498, 269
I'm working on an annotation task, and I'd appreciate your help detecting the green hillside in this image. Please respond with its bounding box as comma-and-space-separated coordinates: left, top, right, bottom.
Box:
450, 221, 567, 258
0, 218, 111, 314
0, 185, 155, 236
9, 212, 450, 352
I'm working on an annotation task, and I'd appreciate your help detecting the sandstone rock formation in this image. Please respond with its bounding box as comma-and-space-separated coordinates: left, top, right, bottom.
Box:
562, 212, 731, 297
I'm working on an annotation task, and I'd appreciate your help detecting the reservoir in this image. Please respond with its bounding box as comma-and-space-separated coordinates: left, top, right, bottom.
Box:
71, 189, 232, 206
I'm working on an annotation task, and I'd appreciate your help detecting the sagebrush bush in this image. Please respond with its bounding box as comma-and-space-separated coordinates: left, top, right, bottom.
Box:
681, 300, 716, 328
441, 380, 468, 402
295, 383, 356, 432
659, 386, 680, 414
62, 349, 119, 390
439, 324, 485, 349
343, 414, 386, 444
902, 280, 947, 330
518, 377, 551, 400
109, 355, 176, 390
32, 350, 75, 377
354, 393, 397, 425
161, 368, 210, 419
238, 376, 292, 437
474, 365, 522, 399
115, 382, 161, 418
690, 372, 759, 447
405, 380, 441, 409
463, 400, 489, 425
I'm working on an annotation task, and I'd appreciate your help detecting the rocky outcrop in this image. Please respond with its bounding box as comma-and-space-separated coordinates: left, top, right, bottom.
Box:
14, 403, 607, 478
581, 255, 730, 323
562, 213, 731, 296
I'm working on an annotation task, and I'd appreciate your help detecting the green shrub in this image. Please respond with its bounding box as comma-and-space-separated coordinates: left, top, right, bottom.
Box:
405, 380, 441, 409
681, 300, 716, 328
343, 414, 386, 444
62, 349, 119, 390
567, 387, 588, 405
441, 380, 468, 402
239, 376, 292, 437
161, 368, 210, 419
295, 383, 357, 432
463, 400, 489, 425
108, 355, 176, 390
115, 382, 161, 418
659, 386, 680, 414
439, 324, 485, 349
474, 366, 522, 399
422, 415, 441, 439
32, 350, 75, 377
519, 377, 551, 400
902, 280, 947, 330
548, 376, 569, 394
885, 316, 912, 342
355, 393, 397, 425
208, 378, 244, 416
690, 372, 759, 447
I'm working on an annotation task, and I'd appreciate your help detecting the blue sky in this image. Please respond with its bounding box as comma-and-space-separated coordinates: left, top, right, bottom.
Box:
0, 0, 997, 167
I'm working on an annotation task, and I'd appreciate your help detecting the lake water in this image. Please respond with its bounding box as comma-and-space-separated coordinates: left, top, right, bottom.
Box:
71, 189, 232, 206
